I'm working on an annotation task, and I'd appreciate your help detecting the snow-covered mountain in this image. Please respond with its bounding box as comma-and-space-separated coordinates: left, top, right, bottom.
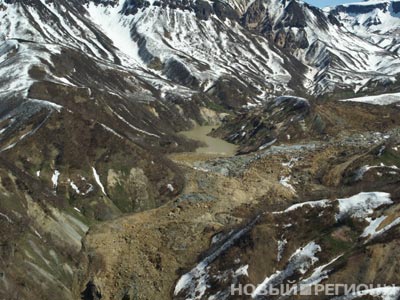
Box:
1, 0, 400, 110
328, 0, 400, 56
240, 0, 400, 95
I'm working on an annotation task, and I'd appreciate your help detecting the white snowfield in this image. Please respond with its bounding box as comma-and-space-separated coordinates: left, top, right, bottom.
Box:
341, 92, 400, 105
336, 192, 392, 221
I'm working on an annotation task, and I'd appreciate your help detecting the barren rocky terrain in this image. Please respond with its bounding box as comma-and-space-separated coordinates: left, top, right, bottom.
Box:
76, 100, 400, 300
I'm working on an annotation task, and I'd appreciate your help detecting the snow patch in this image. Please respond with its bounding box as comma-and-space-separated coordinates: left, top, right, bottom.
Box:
362, 216, 400, 241
167, 183, 174, 192
252, 241, 321, 297
174, 217, 259, 299
341, 92, 400, 106
279, 176, 296, 192
234, 265, 249, 277
336, 192, 392, 221
280, 199, 331, 213
51, 170, 60, 189
277, 238, 287, 262
355, 164, 399, 180
69, 180, 81, 194
86, 2, 144, 66
92, 167, 107, 196
259, 139, 277, 150
289, 255, 342, 296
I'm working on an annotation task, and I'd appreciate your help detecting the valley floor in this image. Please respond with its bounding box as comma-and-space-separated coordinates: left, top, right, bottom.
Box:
79, 125, 400, 300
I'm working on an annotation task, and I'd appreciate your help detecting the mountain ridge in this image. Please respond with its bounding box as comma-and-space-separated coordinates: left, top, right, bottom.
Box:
2, 0, 400, 104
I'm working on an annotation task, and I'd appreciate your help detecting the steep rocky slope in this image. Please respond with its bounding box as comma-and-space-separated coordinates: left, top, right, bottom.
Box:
2, 0, 400, 104
212, 96, 400, 153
